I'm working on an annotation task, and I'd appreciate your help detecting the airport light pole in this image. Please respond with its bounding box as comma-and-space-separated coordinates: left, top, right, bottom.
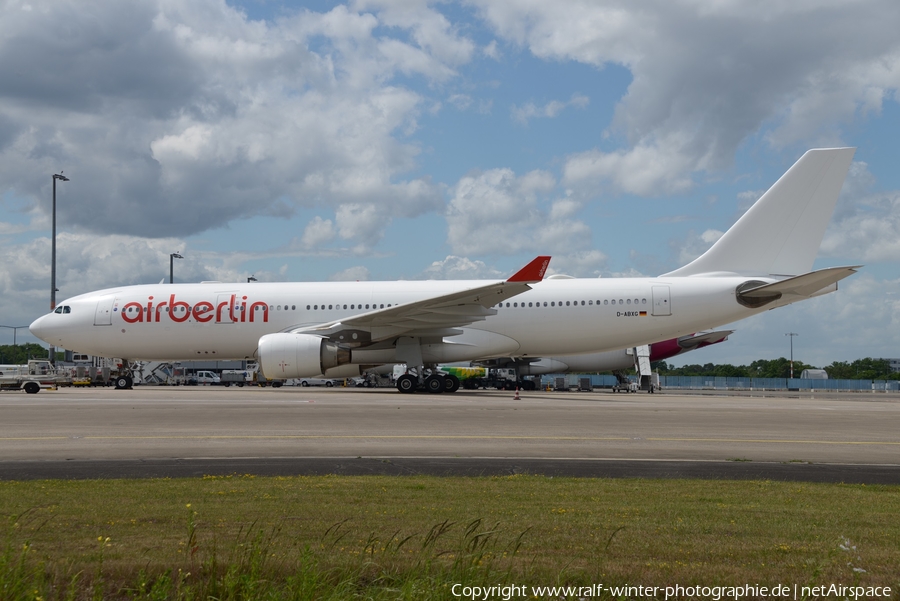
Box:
785, 332, 798, 378
50, 173, 69, 312
169, 252, 183, 284
0, 325, 27, 346
50, 173, 69, 364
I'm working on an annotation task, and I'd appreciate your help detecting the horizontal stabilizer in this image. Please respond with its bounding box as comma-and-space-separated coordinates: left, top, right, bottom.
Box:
736, 266, 860, 309
676, 330, 733, 350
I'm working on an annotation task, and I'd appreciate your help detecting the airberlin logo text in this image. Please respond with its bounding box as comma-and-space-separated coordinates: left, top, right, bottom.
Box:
118, 294, 269, 324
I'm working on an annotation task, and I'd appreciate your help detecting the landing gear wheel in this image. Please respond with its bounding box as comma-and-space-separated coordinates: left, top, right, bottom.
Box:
397, 374, 417, 394
425, 374, 445, 394
114, 375, 133, 390
444, 375, 460, 393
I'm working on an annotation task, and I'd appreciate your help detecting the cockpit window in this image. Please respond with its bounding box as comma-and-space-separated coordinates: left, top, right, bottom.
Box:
54, 307, 63, 313
53, 306, 71, 314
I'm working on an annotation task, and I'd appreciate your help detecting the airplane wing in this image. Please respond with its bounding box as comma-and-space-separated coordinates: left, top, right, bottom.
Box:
291, 256, 551, 345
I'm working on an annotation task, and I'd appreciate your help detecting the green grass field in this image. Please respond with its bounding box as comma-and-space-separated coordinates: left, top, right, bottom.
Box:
2, 475, 898, 599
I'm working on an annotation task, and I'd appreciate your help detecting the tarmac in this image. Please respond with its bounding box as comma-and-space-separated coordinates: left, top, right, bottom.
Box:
1, 385, 898, 483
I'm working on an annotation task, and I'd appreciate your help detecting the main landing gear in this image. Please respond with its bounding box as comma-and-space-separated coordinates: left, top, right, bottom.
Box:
114, 359, 135, 389
395, 366, 460, 394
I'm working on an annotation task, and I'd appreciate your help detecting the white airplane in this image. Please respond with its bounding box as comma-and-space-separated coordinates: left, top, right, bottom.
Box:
442, 330, 732, 391
30, 148, 859, 393
485, 330, 733, 377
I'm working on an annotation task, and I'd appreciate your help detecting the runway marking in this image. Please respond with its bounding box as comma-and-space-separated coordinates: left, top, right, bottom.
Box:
1, 435, 899, 445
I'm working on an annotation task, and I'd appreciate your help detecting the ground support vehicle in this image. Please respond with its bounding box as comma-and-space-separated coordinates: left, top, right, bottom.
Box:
254, 372, 284, 387
290, 377, 337, 387
441, 366, 537, 391
70, 365, 112, 387
187, 370, 221, 385
0, 360, 71, 394
221, 370, 252, 387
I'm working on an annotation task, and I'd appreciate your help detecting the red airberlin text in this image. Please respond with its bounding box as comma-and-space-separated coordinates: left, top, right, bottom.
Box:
119, 294, 269, 324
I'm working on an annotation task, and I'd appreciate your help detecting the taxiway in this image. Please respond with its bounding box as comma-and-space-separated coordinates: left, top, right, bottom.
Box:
1, 386, 898, 482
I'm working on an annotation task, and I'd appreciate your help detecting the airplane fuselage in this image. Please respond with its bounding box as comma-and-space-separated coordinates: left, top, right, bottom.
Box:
31, 275, 773, 364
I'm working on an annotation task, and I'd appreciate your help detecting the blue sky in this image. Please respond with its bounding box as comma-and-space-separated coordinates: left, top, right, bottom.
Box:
1, 0, 899, 367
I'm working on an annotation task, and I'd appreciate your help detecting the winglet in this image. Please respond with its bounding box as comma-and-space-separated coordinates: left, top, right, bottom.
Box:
507, 256, 551, 283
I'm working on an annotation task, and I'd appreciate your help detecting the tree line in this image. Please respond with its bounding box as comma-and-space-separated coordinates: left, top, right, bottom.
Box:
652, 357, 898, 380
0, 343, 62, 365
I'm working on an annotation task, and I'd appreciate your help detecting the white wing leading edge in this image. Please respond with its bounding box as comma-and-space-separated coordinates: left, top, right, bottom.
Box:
291, 256, 551, 346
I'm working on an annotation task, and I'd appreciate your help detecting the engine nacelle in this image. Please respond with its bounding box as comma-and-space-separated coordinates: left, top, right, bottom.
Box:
257, 333, 351, 379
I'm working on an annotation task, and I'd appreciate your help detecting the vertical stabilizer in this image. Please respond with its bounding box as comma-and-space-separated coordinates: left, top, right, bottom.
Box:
663, 148, 855, 277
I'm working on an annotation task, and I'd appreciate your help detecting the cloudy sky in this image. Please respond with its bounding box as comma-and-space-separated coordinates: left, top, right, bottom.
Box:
2, 0, 899, 367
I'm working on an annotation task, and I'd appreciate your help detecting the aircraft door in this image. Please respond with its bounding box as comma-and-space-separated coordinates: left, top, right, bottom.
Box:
651, 286, 671, 316
94, 296, 117, 326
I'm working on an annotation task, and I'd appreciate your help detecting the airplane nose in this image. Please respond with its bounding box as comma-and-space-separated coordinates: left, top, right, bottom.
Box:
29, 315, 45, 342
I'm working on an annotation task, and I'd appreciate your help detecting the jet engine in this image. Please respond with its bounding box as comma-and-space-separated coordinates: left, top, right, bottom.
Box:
257, 333, 351, 379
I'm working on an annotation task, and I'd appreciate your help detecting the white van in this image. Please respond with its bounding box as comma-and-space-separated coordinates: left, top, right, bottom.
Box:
192, 370, 221, 385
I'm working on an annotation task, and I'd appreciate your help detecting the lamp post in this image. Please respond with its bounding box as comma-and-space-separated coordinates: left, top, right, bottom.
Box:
785, 332, 798, 378
51, 173, 69, 312
169, 252, 183, 284
50, 173, 69, 364
0, 325, 28, 346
